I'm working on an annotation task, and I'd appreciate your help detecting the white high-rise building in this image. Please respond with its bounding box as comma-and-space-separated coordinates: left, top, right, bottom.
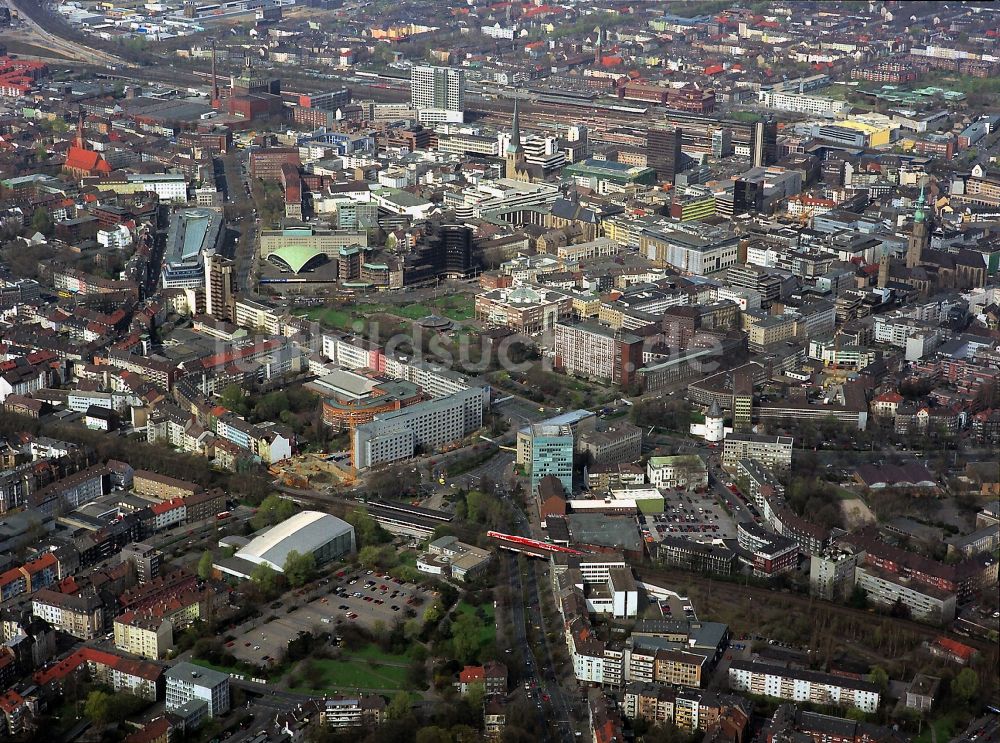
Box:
410, 66, 465, 113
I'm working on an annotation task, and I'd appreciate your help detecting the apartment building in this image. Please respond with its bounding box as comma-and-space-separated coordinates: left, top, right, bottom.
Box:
133, 470, 201, 501
854, 565, 957, 624
113, 613, 172, 660
722, 434, 793, 472
729, 661, 880, 713
322, 694, 387, 728
31, 589, 104, 640
33, 647, 162, 701
553, 321, 644, 388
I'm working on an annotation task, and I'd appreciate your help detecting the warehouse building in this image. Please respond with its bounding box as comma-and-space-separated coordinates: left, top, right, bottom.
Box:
214, 510, 355, 579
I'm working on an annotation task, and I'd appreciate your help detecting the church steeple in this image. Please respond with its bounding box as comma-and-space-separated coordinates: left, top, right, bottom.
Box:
505, 96, 527, 180
914, 183, 926, 223
906, 181, 930, 269
506, 96, 523, 156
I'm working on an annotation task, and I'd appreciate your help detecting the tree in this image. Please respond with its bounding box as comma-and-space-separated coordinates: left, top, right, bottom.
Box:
867, 665, 889, 694
451, 611, 483, 665
423, 602, 444, 626
358, 545, 383, 568
283, 550, 316, 587
251, 562, 280, 594
952, 667, 979, 705
197, 551, 214, 579
386, 690, 415, 720
219, 383, 251, 416
416, 727, 452, 743
31, 207, 54, 237
83, 690, 115, 726
251, 494, 297, 530
465, 680, 485, 711
415, 727, 452, 743
345, 506, 389, 547
845, 708, 867, 721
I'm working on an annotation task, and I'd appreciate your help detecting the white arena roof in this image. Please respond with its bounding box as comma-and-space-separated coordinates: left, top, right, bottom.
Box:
236, 510, 353, 571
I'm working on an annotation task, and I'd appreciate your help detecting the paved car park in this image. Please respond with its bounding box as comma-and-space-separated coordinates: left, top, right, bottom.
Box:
640, 488, 738, 544
225, 572, 433, 666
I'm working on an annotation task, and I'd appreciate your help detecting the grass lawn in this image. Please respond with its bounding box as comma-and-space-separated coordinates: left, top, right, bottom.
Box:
454, 601, 496, 649
302, 654, 411, 692
915, 713, 959, 743
297, 306, 355, 329
430, 295, 476, 321
832, 486, 859, 500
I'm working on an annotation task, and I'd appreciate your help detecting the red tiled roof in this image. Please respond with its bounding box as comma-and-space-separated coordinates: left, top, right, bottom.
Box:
934, 636, 975, 660
0, 689, 24, 715
34, 647, 162, 687
459, 665, 485, 683
65, 146, 112, 175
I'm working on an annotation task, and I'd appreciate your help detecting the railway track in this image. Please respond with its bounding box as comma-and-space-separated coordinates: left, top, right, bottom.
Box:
7, 0, 127, 67
634, 563, 999, 655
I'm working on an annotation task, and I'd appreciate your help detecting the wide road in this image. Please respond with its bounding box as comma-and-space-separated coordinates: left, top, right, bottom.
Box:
504, 491, 580, 741
504, 552, 555, 742
220, 149, 258, 293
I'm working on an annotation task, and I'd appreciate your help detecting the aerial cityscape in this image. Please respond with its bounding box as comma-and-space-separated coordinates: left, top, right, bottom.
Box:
0, 0, 996, 742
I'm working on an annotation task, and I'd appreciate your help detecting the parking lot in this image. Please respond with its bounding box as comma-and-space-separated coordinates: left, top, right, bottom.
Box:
640, 488, 738, 544
225, 572, 433, 666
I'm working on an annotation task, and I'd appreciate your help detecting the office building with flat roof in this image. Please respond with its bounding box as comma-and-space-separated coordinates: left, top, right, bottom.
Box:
554, 321, 644, 388
352, 387, 485, 469
161, 209, 224, 290
530, 424, 574, 495
165, 661, 230, 721
410, 65, 465, 113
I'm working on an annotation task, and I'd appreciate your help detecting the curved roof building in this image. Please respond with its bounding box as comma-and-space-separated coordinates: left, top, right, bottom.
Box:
235, 510, 355, 571
265, 244, 329, 274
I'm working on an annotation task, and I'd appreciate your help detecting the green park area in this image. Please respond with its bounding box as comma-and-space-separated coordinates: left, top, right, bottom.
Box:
297, 295, 475, 329
453, 600, 496, 653
298, 645, 414, 692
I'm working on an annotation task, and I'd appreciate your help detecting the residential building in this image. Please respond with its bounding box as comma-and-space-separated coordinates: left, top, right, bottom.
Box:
722, 434, 793, 472
33, 647, 162, 701
728, 660, 880, 713
31, 589, 104, 640
554, 322, 644, 388
647, 455, 708, 491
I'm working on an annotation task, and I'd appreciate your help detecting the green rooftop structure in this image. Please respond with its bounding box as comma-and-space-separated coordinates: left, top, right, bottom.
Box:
265, 244, 329, 274
564, 158, 657, 192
